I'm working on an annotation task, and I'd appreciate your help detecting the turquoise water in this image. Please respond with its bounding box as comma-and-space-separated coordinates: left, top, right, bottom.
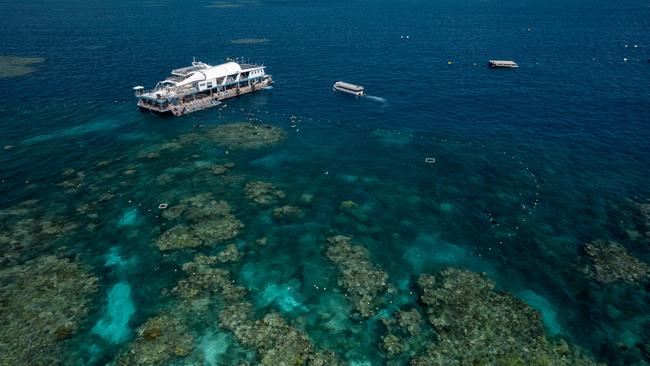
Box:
1, 0, 649, 365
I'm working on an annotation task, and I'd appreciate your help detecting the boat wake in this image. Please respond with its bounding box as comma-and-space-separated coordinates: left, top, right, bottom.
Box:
364, 95, 387, 103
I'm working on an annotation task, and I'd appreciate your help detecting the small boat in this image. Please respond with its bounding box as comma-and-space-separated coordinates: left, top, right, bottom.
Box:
333, 81, 365, 96
488, 60, 519, 68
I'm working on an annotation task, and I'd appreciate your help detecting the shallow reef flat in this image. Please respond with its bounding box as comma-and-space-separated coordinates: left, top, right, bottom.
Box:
0, 199, 79, 266
230, 38, 271, 45
0, 109, 648, 366
325, 235, 394, 318
413, 269, 599, 366
0, 256, 98, 365
156, 193, 244, 251
206, 122, 286, 150
0, 56, 45, 78
205, 0, 261, 9
580, 240, 650, 284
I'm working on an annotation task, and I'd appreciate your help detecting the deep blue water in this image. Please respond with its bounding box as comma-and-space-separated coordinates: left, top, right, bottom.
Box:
1, 0, 649, 365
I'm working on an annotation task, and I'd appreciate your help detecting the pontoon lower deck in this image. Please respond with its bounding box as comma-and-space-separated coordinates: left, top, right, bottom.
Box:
137, 76, 272, 116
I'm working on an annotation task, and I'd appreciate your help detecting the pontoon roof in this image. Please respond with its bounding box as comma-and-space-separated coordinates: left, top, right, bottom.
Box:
176, 62, 243, 86
489, 60, 518, 65
334, 81, 364, 92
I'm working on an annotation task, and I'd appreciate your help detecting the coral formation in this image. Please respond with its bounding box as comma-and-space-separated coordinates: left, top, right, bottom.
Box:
211, 164, 230, 175
192, 218, 244, 244
325, 235, 392, 317
156, 193, 243, 250
272, 205, 303, 220
117, 253, 246, 365
620, 199, 650, 244
216, 243, 243, 263
381, 333, 405, 356
136, 141, 182, 160
0, 256, 98, 365
206, 122, 286, 150
125, 251, 341, 365
114, 313, 195, 366
155, 225, 203, 251
0, 200, 78, 266
0, 56, 45, 78
172, 254, 247, 302
581, 240, 649, 284
163, 193, 233, 221
230, 38, 271, 45
396, 309, 423, 336
205, 1, 247, 9
339, 200, 359, 211
377, 307, 430, 362
412, 268, 598, 366
219, 304, 342, 366
244, 181, 286, 206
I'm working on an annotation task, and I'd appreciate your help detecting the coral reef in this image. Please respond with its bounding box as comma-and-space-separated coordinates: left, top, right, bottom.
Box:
218, 304, 341, 366
172, 254, 247, 302
211, 164, 231, 175
0, 56, 45, 78
58, 169, 86, 192
155, 225, 203, 251
382, 333, 405, 356
230, 38, 271, 45
114, 313, 195, 366
0, 200, 78, 266
192, 218, 244, 244
244, 181, 286, 206
216, 243, 243, 263
272, 205, 303, 220
395, 309, 423, 337
0, 256, 98, 365
325, 235, 392, 317
620, 199, 650, 244
163, 193, 234, 221
339, 200, 359, 211
412, 268, 598, 366
206, 122, 286, 150
156, 193, 243, 251
205, 1, 247, 9
135, 141, 182, 160
125, 251, 341, 365
117, 253, 246, 365
377, 307, 430, 362
581, 240, 649, 284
